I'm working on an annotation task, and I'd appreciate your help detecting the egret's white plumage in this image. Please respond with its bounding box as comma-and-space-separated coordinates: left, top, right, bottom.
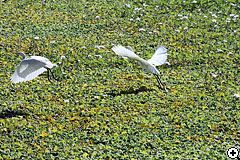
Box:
112, 45, 169, 91
147, 46, 169, 66
11, 52, 56, 83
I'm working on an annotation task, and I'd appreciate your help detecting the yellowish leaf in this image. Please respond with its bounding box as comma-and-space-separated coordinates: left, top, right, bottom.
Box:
40, 131, 48, 137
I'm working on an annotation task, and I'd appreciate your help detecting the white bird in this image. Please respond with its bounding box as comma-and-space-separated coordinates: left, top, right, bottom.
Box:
112, 45, 169, 91
11, 52, 58, 84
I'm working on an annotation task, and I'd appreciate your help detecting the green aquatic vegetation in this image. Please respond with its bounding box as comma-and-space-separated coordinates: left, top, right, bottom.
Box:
0, 0, 239, 159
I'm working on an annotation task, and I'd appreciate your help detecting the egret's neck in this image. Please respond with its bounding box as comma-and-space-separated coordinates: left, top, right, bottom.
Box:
17, 52, 26, 60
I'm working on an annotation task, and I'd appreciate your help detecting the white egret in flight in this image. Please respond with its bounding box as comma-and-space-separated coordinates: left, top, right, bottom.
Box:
112, 45, 169, 91
10, 52, 59, 84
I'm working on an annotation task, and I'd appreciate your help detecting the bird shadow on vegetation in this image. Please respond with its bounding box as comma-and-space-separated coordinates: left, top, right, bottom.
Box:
0, 110, 29, 119
107, 86, 154, 97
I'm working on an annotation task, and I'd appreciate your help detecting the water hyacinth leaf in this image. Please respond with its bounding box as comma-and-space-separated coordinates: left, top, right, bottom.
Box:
0, 0, 239, 159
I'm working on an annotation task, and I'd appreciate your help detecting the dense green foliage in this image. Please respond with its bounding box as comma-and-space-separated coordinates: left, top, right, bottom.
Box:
0, 0, 239, 159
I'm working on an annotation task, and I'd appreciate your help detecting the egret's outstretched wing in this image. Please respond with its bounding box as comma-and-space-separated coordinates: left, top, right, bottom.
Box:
112, 45, 159, 74
147, 46, 169, 66
29, 56, 55, 68
11, 59, 47, 83
112, 45, 143, 61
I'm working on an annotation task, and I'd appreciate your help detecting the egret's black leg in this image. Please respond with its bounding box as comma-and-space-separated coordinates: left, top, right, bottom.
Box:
49, 69, 59, 81
153, 73, 166, 91
47, 69, 53, 84
153, 73, 163, 89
